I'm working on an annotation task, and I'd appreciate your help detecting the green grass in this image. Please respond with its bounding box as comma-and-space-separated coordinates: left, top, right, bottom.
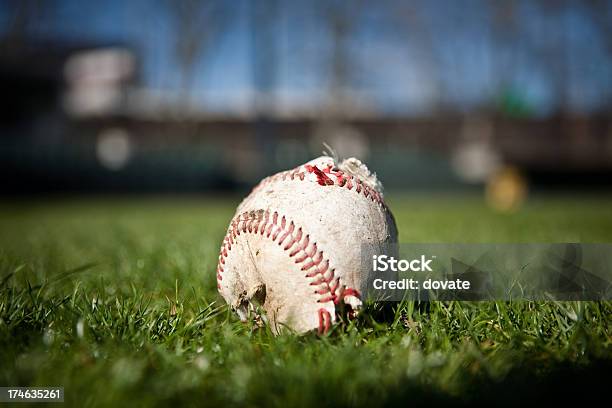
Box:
0, 194, 611, 407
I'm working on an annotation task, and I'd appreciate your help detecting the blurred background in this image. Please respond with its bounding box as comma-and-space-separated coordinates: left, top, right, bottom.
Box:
1, 0, 611, 210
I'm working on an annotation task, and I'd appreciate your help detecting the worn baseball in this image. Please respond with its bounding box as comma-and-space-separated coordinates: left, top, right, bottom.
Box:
216, 156, 398, 334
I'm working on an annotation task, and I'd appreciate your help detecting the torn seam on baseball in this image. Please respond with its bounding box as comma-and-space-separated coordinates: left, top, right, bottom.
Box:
336, 157, 383, 194
234, 283, 266, 322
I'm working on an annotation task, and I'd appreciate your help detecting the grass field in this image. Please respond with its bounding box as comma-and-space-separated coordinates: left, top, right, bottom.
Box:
0, 194, 611, 407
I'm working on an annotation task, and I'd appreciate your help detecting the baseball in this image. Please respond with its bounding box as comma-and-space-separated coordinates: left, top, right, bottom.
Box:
217, 156, 398, 334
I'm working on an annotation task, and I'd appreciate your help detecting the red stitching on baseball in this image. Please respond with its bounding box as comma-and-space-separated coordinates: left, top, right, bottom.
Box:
305, 242, 317, 259
318, 308, 331, 334
343, 288, 361, 298
355, 180, 362, 193
304, 164, 335, 186
260, 211, 269, 234
271, 224, 282, 241
293, 252, 308, 263
329, 279, 340, 295
251, 162, 388, 209
217, 210, 360, 333
285, 227, 301, 251
277, 221, 294, 246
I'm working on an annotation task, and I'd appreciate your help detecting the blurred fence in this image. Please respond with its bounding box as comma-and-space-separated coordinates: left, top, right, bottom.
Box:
2, 113, 611, 194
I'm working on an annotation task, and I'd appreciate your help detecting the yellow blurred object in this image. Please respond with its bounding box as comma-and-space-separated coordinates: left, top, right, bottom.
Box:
486, 166, 528, 213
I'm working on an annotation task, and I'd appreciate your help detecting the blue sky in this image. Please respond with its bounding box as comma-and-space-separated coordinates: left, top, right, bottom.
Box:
1, 0, 610, 116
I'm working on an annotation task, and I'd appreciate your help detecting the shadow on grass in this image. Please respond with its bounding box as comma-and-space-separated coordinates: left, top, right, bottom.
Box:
377, 358, 612, 407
